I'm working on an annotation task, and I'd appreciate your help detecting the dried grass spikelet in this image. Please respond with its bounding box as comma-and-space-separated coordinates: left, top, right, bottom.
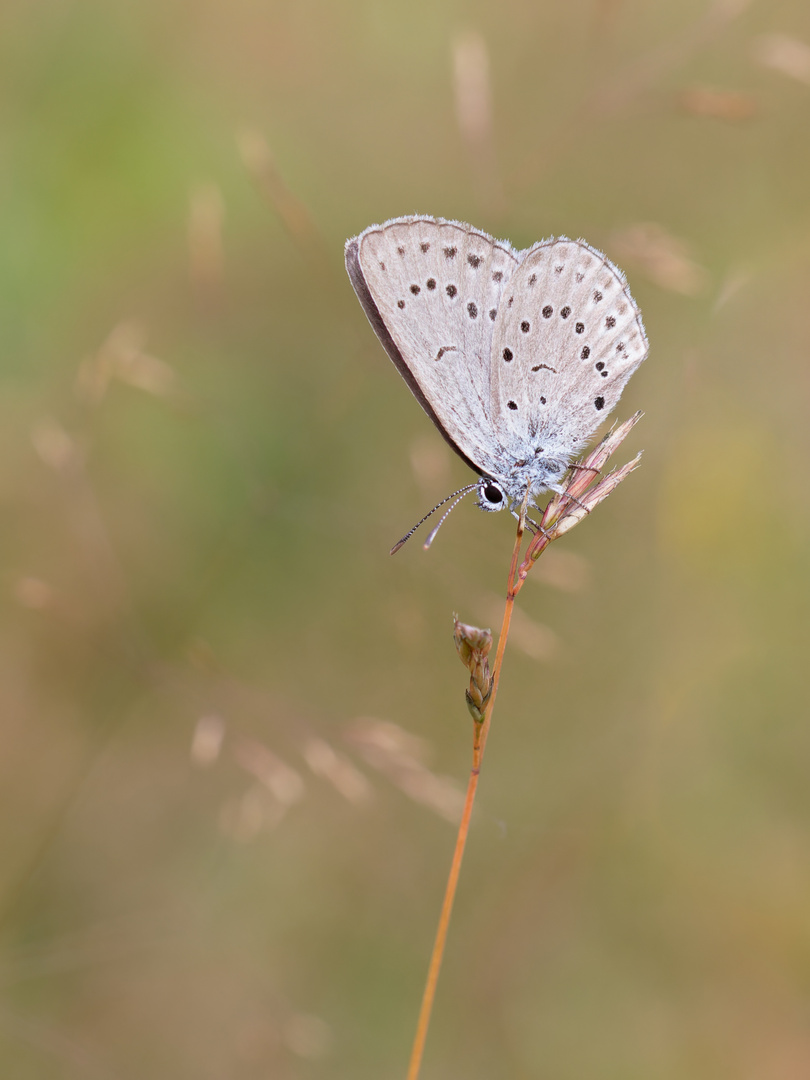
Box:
611, 223, 707, 296
678, 85, 757, 122
451, 31, 502, 213
191, 714, 226, 767
345, 719, 464, 822
453, 617, 493, 724
31, 417, 79, 471
76, 321, 176, 404
452, 31, 493, 152
237, 126, 324, 262
754, 33, 810, 86
188, 182, 225, 301
520, 412, 643, 575
303, 736, 373, 806
232, 737, 305, 807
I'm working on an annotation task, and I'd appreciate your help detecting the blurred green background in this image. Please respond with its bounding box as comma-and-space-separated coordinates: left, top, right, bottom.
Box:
2, 1, 810, 1076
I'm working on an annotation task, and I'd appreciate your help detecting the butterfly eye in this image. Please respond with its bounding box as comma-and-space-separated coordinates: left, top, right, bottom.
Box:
477, 479, 507, 512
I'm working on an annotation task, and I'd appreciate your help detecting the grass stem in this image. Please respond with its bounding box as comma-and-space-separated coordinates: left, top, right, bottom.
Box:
405, 506, 527, 1080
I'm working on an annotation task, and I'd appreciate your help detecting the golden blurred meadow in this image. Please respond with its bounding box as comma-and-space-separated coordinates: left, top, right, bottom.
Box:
2, 1, 810, 1076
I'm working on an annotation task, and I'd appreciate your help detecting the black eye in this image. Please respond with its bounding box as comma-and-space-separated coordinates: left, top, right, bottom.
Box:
483, 484, 503, 503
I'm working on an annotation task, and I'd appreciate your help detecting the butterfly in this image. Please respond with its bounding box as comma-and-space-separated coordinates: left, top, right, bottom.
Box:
345, 216, 648, 545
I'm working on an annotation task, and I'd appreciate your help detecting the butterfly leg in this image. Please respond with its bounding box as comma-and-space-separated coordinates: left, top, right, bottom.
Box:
559, 490, 591, 515
509, 508, 551, 540
527, 515, 551, 538
567, 462, 601, 478
530, 516, 553, 539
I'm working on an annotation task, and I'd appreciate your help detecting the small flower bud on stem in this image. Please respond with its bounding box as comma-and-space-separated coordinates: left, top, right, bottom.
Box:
453, 618, 493, 724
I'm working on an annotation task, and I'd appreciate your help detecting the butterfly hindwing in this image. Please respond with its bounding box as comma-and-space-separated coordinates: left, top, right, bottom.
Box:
490, 238, 648, 461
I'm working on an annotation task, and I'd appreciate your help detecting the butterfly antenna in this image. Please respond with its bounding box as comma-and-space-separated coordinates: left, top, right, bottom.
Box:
422, 486, 480, 550
390, 484, 478, 555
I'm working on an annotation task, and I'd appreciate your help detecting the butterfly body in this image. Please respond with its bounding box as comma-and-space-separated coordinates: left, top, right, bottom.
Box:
345, 216, 648, 513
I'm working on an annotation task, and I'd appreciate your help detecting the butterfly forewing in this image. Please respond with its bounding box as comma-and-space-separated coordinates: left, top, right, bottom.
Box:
346, 217, 521, 478
490, 238, 648, 460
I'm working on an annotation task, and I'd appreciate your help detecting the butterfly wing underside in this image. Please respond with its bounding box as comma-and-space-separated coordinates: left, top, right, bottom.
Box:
490, 239, 649, 461
345, 217, 521, 479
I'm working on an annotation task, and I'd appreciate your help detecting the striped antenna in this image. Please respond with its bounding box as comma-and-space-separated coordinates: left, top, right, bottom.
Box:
390, 484, 478, 555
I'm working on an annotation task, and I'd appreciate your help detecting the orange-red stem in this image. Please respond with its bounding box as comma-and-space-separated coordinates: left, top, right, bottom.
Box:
405, 514, 527, 1080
